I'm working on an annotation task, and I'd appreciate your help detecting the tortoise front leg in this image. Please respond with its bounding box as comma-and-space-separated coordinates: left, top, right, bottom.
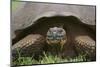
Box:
12, 34, 45, 60
75, 36, 96, 61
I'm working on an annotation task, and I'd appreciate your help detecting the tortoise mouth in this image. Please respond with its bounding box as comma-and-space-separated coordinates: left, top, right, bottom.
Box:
46, 39, 61, 44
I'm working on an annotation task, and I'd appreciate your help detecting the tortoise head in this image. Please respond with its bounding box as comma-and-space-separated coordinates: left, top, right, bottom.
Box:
46, 27, 67, 46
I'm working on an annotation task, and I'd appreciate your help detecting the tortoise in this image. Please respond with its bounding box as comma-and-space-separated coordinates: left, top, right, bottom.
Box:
12, 2, 96, 61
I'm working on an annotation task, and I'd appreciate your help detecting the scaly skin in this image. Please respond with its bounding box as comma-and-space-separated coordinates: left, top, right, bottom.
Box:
12, 34, 45, 57
75, 36, 96, 60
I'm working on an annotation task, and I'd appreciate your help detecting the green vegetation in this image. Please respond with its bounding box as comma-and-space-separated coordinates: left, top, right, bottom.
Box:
12, 43, 89, 66
11, 0, 21, 11
12, 51, 89, 66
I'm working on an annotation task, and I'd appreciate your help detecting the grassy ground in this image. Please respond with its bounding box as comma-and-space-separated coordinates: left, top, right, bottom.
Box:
12, 51, 89, 66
